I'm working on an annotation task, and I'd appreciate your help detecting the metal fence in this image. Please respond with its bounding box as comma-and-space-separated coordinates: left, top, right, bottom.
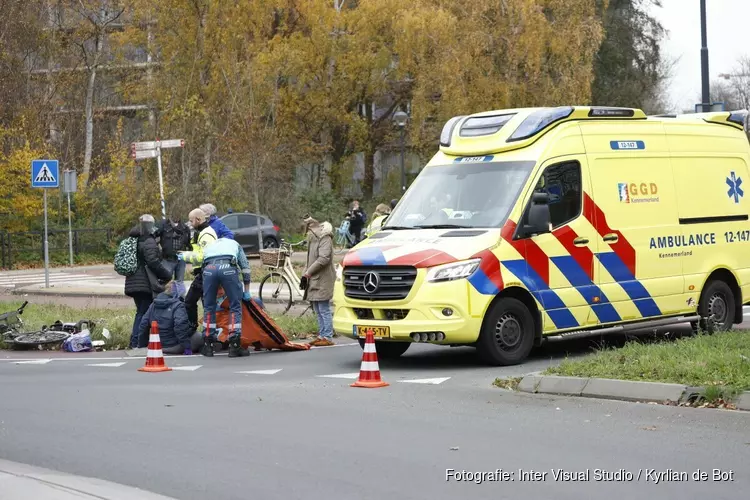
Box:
0, 228, 113, 269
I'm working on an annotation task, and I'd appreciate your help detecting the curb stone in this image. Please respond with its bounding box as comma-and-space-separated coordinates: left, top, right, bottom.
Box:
737, 391, 750, 411
516, 375, 750, 411
582, 378, 685, 403
536, 375, 589, 396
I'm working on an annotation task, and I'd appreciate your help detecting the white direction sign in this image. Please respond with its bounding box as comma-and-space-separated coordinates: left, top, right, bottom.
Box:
130, 139, 184, 156
133, 149, 159, 160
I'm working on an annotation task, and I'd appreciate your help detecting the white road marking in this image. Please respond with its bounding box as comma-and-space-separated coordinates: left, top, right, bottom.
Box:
398, 377, 451, 385
86, 362, 127, 367
171, 365, 202, 371
14, 359, 51, 365
317, 373, 360, 379
0, 342, 359, 364
236, 369, 282, 375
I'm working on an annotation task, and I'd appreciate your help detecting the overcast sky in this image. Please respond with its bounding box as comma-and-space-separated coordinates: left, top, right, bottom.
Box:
650, 0, 749, 112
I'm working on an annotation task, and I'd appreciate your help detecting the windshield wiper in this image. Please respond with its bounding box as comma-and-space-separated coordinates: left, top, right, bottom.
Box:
413, 224, 473, 229
381, 226, 414, 231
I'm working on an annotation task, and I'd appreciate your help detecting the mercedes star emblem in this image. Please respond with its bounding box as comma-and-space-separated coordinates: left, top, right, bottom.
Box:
362, 271, 381, 294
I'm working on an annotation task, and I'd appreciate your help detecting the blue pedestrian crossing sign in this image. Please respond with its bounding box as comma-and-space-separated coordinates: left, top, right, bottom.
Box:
31, 160, 59, 188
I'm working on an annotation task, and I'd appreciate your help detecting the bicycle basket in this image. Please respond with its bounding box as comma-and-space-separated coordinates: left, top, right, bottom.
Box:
260, 249, 286, 267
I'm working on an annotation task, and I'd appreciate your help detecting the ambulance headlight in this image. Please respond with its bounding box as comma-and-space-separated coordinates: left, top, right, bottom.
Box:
426, 259, 481, 283
335, 265, 343, 282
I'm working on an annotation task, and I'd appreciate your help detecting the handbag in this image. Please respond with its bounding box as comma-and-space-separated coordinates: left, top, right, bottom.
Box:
146, 266, 166, 297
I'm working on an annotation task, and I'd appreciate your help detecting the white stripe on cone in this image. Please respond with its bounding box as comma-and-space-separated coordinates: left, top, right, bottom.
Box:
363, 342, 377, 353
147, 349, 164, 358
360, 361, 380, 372
149, 335, 161, 343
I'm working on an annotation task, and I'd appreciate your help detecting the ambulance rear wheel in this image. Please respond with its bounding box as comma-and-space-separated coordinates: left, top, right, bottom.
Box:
698, 280, 735, 333
478, 298, 535, 366
358, 339, 411, 359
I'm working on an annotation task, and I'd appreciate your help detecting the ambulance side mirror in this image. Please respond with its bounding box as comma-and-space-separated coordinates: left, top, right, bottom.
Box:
520, 192, 551, 238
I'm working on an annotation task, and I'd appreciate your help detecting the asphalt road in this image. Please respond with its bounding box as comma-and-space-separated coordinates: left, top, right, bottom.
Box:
0, 334, 747, 500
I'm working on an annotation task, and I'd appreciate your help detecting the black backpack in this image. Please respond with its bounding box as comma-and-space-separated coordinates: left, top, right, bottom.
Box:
160, 220, 192, 258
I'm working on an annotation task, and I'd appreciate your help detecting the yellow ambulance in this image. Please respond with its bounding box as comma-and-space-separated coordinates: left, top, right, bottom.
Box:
332, 106, 750, 365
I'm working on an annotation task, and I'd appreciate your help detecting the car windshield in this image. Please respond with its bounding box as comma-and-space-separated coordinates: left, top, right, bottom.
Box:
384, 160, 535, 229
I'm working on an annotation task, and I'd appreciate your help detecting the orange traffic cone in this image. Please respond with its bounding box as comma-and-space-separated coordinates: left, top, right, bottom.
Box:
138, 321, 172, 373
351, 329, 389, 388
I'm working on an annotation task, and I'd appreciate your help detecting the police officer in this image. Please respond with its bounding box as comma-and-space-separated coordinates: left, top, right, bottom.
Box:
200, 236, 252, 358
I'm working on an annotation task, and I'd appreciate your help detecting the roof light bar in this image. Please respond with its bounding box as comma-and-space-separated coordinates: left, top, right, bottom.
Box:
440, 116, 466, 147
588, 107, 636, 117
459, 114, 515, 137
507, 106, 574, 142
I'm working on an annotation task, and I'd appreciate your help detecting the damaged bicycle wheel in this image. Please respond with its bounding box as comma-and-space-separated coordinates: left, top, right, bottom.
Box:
13, 330, 69, 346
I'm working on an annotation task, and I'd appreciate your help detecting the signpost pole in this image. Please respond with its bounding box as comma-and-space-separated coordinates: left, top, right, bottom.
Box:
43, 189, 49, 288
67, 191, 73, 266
156, 144, 166, 220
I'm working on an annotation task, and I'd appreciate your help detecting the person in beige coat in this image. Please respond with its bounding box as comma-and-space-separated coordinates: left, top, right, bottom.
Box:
301, 216, 336, 347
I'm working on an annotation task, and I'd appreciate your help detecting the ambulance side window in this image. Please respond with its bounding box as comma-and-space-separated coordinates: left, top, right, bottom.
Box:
534, 161, 581, 228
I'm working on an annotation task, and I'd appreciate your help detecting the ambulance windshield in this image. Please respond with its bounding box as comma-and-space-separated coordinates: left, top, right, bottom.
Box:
384, 160, 535, 230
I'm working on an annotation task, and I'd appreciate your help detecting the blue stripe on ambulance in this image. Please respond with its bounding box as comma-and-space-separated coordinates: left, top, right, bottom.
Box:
467, 269, 500, 295
502, 260, 579, 329
597, 252, 661, 318
549, 256, 622, 324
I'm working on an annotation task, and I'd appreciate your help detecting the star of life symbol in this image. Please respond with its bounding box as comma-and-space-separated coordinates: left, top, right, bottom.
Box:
726, 171, 744, 204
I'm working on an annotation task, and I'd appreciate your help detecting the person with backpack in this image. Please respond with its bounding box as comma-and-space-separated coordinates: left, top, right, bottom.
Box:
136, 281, 195, 354
157, 218, 192, 298
122, 214, 172, 349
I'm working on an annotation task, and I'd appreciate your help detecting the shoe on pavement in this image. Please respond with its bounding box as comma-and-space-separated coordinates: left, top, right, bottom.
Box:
228, 337, 249, 357
309, 337, 334, 347
201, 338, 214, 357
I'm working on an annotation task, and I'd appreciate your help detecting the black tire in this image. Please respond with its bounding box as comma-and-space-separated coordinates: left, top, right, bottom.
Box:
263, 237, 278, 249
477, 297, 535, 366
258, 272, 293, 315
358, 339, 411, 359
698, 280, 735, 333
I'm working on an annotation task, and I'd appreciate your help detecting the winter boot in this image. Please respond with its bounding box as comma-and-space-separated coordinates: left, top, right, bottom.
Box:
201, 336, 214, 357
228, 335, 249, 358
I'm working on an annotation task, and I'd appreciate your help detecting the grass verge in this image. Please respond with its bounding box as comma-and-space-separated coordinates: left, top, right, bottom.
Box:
0, 300, 322, 350
545, 331, 750, 402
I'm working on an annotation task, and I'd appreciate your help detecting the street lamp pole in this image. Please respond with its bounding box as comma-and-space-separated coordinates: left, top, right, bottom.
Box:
399, 126, 406, 192
700, 0, 711, 112
392, 110, 409, 193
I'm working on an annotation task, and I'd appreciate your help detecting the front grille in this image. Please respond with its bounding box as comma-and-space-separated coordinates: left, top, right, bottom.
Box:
383, 309, 409, 320
344, 266, 417, 301
353, 308, 375, 320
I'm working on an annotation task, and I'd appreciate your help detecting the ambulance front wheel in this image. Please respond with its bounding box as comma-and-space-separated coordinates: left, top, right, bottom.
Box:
477, 298, 535, 366
697, 280, 735, 333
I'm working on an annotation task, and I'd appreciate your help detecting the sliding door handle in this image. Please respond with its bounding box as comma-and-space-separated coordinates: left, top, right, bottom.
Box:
573, 237, 589, 246
603, 233, 619, 243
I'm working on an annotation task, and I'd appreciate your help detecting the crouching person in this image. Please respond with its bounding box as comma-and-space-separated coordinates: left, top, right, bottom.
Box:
137, 281, 193, 355
201, 237, 252, 358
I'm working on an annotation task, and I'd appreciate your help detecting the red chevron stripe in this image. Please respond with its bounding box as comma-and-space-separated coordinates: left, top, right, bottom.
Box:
471, 249, 504, 290
583, 193, 636, 276
501, 220, 549, 285
342, 252, 363, 267
388, 249, 457, 268
553, 225, 594, 280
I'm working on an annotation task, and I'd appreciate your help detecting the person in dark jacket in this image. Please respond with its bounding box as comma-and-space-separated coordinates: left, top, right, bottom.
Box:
124, 214, 172, 349
136, 282, 194, 353
345, 200, 366, 247
199, 203, 235, 239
